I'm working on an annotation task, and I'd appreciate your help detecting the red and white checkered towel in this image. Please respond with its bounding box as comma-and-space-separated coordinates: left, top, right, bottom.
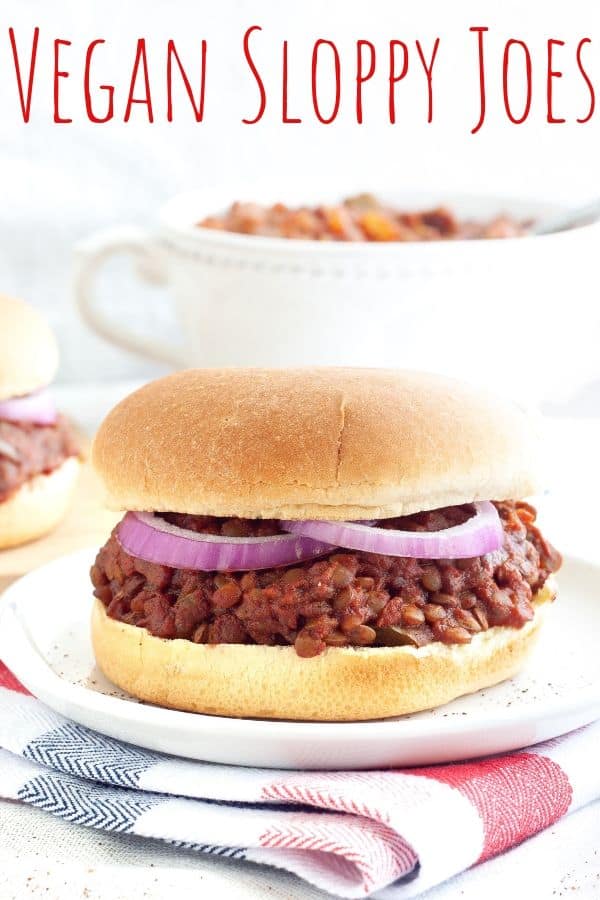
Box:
0, 661, 598, 898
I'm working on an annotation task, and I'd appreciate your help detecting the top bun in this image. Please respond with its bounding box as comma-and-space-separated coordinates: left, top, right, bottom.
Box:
0, 295, 59, 400
92, 368, 539, 520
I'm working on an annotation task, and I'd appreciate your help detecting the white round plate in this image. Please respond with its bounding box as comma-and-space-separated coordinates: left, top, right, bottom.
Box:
1, 549, 599, 770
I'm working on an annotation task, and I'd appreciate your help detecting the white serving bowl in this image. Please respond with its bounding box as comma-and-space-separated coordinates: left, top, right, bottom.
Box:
75, 187, 600, 406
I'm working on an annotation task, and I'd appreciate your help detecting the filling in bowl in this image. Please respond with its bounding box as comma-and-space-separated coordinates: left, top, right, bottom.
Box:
91, 501, 561, 658
198, 194, 528, 242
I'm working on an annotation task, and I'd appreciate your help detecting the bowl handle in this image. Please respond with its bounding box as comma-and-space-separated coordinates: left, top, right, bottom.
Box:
73, 225, 183, 367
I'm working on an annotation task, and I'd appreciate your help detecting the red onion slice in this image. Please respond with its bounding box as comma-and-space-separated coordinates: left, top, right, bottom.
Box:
117, 512, 337, 572
0, 439, 21, 463
280, 502, 504, 559
0, 388, 57, 426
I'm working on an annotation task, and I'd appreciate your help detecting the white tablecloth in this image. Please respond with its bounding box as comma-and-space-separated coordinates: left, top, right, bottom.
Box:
1, 382, 599, 899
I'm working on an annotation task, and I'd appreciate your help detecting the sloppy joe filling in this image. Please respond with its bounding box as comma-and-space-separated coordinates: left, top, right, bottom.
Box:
91, 501, 561, 658
198, 195, 527, 242
0, 416, 80, 503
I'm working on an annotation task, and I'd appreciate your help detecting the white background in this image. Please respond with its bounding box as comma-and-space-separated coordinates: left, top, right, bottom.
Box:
1, 5, 600, 897
1, 0, 598, 405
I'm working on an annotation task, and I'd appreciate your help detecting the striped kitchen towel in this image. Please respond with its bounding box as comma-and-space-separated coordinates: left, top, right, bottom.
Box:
0, 661, 598, 898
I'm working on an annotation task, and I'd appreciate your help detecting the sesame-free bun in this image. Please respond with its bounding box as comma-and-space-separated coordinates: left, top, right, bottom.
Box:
0, 457, 80, 549
92, 368, 538, 520
91, 578, 555, 721
0, 295, 59, 400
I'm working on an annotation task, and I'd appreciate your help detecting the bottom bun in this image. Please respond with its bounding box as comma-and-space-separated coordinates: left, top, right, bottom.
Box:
0, 457, 80, 549
91, 576, 556, 721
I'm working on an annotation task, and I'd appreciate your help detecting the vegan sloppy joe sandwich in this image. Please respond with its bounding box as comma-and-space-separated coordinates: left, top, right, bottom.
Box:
90, 368, 561, 721
0, 295, 81, 549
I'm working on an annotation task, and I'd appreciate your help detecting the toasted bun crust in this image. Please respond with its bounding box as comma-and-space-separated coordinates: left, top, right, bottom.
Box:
0, 458, 80, 549
92, 368, 538, 519
91, 578, 556, 721
0, 295, 59, 400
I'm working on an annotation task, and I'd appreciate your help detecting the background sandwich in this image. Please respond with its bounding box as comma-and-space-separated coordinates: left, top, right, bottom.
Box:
0, 294, 81, 548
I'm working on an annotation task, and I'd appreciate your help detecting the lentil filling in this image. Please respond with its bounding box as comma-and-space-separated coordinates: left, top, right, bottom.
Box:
0, 416, 80, 503
91, 501, 561, 658
198, 194, 527, 242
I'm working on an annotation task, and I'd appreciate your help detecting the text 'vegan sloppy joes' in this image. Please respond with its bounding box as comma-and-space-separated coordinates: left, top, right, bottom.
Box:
0, 294, 81, 548
90, 368, 560, 721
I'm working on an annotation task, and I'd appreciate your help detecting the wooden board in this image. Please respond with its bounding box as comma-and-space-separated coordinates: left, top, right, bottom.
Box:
0, 462, 120, 594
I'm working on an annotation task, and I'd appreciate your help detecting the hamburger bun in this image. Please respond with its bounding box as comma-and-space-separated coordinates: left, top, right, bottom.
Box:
91, 577, 556, 721
91, 367, 555, 722
0, 294, 59, 400
92, 367, 538, 520
0, 457, 80, 549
